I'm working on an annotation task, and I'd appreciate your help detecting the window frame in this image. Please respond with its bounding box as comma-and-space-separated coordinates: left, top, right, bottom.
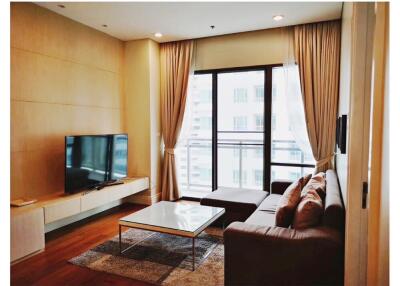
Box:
186, 64, 315, 198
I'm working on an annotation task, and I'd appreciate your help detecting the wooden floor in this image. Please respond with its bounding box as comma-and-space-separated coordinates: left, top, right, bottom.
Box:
11, 203, 158, 286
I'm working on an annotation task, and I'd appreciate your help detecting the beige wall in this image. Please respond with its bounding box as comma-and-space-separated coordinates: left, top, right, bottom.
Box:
10, 3, 124, 199
336, 2, 353, 207
195, 28, 285, 70
124, 39, 161, 203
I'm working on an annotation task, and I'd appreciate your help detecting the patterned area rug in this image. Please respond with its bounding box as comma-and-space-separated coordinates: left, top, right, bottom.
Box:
69, 227, 224, 285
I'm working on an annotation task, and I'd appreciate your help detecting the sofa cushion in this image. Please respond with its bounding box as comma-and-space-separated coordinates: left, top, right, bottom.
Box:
257, 194, 281, 212
275, 179, 303, 227
293, 189, 324, 229
200, 189, 268, 214
245, 210, 276, 227
302, 173, 312, 188
301, 172, 327, 200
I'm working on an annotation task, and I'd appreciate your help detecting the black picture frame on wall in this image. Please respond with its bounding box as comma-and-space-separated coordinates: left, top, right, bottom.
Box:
336, 115, 347, 154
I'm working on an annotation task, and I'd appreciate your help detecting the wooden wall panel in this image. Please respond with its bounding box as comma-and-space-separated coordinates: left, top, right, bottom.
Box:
11, 49, 121, 108
11, 3, 124, 200
11, 3, 123, 73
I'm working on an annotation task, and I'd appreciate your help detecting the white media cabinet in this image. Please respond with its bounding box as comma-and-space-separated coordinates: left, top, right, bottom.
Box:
11, 177, 149, 263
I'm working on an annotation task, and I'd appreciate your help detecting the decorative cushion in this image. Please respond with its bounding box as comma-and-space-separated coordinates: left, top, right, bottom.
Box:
293, 189, 324, 229
301, 172, 327, 200
275, 178, 303, 227
302, 173, 312, 188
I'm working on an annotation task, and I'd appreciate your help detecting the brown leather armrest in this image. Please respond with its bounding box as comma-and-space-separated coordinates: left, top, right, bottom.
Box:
270, 180, 293, 195
224, 222, 344, 286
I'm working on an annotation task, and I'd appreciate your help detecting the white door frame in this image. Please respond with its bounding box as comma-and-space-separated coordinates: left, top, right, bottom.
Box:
344, 3, 375, 286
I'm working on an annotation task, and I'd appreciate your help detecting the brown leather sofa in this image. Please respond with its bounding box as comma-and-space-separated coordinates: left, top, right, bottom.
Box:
202, 169, 345, 286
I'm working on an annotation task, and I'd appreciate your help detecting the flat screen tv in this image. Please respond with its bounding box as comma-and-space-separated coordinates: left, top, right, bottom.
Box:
65, 134, 128, 194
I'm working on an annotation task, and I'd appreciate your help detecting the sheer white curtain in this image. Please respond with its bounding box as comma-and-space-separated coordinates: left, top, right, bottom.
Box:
281, 27, 314, 164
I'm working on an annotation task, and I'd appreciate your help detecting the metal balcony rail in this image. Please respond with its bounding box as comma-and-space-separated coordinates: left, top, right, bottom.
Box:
177, 137, 315, 191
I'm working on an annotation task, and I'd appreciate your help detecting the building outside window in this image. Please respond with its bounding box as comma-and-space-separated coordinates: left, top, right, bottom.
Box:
242, 171, 247, 185
234, 148, 247, 158
233, 88, 247, 103
289, 171, 300, 181
271, 149, 276, 160
272, 85, 277, 101
254, 114, 264, 131
254, 85, 264, 102
289, 150, 301, 161
199, 90, 212, 103
271, 114, 277, 131
233, 116, 248, 130
254, 147, 263, 158
199, 117, 212, 130
254, 169, 263, 186
233, 170, 240, 184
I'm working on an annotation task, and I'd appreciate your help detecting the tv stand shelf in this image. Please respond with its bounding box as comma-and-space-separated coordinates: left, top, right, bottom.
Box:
11, 177, 149, 263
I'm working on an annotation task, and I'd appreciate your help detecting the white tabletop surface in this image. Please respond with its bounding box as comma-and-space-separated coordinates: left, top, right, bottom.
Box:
119, 201, 224, 233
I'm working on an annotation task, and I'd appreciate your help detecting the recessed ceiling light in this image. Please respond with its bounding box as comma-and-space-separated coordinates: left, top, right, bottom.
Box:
154, 32, 163, 38
57, 4, 65, 8
102, 24, 108, 28
273, 15, 284, 21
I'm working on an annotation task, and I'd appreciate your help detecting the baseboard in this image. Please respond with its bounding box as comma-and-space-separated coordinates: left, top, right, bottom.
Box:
126, 191, 161, 205
11, 249, 44, 265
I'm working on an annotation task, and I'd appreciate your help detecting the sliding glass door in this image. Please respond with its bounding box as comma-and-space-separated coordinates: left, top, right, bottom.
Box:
217, 70, 265, 191
178, 65, 315, 198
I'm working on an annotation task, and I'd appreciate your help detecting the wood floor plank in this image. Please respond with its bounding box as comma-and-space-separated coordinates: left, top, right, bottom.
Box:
11, 203, 153, 286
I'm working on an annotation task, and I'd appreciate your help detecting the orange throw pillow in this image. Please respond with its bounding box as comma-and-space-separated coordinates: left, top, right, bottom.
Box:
301, 172, 326, 200
302, 173, 312, 188
275, 178, 303, 227
293, 189, 324, 229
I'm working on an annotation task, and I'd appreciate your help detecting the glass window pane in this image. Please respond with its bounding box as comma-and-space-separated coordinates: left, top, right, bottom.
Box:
217, 70, 265, 191
271, 166, 314, 182
218, 71, 265, 132
218, 146, 240, 189
271, 67, 315, 165
176, 74, 212, 198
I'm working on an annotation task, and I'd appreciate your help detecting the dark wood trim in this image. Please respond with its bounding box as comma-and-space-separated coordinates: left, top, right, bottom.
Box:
195, 64, 283, 75
264, 66, 272, 191
211, 72, 218, 191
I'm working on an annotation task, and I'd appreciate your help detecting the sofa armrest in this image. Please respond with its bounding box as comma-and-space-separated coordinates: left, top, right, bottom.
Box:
224, 222, 344, 286
270, 180, 293, 195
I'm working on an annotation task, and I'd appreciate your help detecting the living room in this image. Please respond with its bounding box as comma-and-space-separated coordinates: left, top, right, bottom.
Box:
2, 1, 395, 285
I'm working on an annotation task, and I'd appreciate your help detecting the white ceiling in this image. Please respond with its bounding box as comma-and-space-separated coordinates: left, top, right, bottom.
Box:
36, 2, 343, 43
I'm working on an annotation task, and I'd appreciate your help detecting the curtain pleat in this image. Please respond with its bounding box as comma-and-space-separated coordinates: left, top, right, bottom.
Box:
160, 40, 194, 201
294, 21, 341, 172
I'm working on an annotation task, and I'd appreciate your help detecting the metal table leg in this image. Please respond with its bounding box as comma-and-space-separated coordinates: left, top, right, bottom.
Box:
192, 237, 195, 271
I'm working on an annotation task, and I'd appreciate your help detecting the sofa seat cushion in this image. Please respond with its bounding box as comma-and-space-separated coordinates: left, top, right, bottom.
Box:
200, 189, 268, 214
245, 210, 276, 227
257, 194, 281, 212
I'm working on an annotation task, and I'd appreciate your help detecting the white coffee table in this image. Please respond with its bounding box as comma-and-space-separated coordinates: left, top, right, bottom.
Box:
118, 201, 225, 271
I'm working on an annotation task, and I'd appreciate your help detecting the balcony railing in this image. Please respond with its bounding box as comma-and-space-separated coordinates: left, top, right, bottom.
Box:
176, 137, 315, 198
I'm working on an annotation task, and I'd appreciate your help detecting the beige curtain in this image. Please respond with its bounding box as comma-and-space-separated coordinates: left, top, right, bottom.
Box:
160, 40, 194, 201
294, 21, 341, 172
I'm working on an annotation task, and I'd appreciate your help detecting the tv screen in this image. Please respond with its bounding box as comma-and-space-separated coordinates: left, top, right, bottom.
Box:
65, 134, 128, 193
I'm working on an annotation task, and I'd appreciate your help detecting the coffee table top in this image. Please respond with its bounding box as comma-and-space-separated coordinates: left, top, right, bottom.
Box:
119, 201, 225, 237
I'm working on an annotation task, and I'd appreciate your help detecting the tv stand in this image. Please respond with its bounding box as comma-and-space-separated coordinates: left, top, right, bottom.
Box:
11, 177, 149, 263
